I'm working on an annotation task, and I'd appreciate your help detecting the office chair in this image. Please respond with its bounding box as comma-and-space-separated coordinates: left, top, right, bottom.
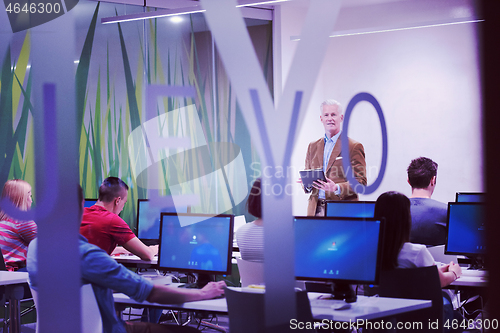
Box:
225, 287, 316, 333
30, 283, 103, 333
368, 266, 444, 333
0, 251, 5, 330
236, 258, 264, 287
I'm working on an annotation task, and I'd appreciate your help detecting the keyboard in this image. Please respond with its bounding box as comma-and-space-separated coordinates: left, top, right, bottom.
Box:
309, 297, 350, 309
461, 269, 487, 277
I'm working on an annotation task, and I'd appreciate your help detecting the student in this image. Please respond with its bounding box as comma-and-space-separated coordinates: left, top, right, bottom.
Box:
0, 179, 37, 271
28, 185, 225, 333
374, 191, 463, 331
80, 177, 156, 260
374, 191, 461, 285
236, 178, 264, 263
407, 157, 447, 246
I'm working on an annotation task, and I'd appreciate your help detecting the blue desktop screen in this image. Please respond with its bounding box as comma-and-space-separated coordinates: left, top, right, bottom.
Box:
455, 192, 485, 203
84, 199, 97, 208
137, 199, 187, 241
294, 217, 382, 284
325, 201, 376, 218
158, 213, 234, 275
446, 203, 486, 255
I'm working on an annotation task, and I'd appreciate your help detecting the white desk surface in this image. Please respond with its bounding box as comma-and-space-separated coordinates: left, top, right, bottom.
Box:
0, 271, 29, 286
113, 255, 238, 266
113, 254, 158, 266
113, 288, 431, 322
450, 269, 488, 287
451, 276, 487, 287
307, 293, 431, 322
113, 292, 229, 313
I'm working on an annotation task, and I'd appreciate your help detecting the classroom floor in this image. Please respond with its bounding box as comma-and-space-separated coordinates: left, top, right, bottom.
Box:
185, 314, 230, 332
12, 315, 230, 333
122, 307, 231, 332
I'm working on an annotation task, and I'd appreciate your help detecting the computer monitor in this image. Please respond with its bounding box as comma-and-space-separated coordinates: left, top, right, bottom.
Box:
84, 199, 97, 208
158, 213, 234, 276
294, 216, 384, 302
325, 201, 376, 218
455, 192, 485, 203
136, 199, 187, 245
445, 203, 486, 263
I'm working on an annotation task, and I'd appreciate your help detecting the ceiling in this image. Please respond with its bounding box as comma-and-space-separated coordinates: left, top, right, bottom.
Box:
94, 0, 481, 34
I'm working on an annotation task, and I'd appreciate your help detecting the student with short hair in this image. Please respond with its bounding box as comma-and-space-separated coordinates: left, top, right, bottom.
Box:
80, 177, 156, 260
407, 157, 447, 246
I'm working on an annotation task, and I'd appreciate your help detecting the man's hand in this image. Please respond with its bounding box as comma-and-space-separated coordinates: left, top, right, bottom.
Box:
313, 178, 338, 193
148, 280, 227, 304
200, 281, 226, 300
111, 246, 131, 256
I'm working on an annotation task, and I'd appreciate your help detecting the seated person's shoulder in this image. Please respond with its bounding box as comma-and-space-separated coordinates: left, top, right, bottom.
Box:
430, 198, 447, 210
237, 222, 262, 236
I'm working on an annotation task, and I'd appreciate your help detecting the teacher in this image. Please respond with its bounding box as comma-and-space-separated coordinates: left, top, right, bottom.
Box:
304, 99, 367, 216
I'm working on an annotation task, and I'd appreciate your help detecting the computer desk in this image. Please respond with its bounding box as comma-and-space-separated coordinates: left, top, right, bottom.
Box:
113, 287, 432, 323
113, 254, 158, 269
0, 271, 29, 333
451, 269, 488, 288
114, 253, 240, 269
451, 276, 487, 288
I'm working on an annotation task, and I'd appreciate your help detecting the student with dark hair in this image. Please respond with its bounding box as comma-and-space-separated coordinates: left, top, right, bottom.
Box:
374, 191, 460, 283
235, 179, 264, 262
80, 177, 156, 260
374, 191, 463, 332
407, 157, 448, 246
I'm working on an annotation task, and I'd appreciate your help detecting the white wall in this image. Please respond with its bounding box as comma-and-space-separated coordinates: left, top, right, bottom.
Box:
279, 0, 483, 216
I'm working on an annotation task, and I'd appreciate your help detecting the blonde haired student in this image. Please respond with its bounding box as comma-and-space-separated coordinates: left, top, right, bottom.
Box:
0, 179, 37, 271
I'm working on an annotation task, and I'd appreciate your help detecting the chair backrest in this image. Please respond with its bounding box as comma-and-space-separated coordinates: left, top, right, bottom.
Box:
427, 245, 458, 265
236, 258, 264, 287
0, 251, 5, 305
378, 266, 443, 333
31, 283, 103, 333
0, 250, 7, 271
225, 287, 315, 333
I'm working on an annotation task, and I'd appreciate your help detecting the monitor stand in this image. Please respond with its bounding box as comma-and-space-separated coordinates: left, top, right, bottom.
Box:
180, 273, 215, 289
197, 273, 214, 288
322, 282, 357, 303
467, 255, 485, 270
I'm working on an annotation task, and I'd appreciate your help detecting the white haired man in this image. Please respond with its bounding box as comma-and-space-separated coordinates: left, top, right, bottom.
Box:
304, 99, 367, 216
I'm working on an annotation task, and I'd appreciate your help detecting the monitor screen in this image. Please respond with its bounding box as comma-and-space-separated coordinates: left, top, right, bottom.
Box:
294, 217, 383, 285
325, 201, 376, 218
84, 199, 97, 208
136, 199, 187, 244
158, 213, 234, 275
445, 202, 486, 256
455, 192, 485, 203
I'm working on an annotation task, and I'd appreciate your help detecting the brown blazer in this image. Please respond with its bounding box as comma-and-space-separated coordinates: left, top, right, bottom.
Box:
305, 136, 367, 216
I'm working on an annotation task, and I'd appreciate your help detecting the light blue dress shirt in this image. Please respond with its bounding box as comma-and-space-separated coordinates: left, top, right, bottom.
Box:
319, 131, 342, 199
